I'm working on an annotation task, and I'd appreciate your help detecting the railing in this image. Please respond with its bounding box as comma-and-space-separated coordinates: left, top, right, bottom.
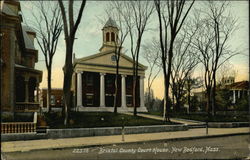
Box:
1, 122, 36, 134
15, 102, 40, 112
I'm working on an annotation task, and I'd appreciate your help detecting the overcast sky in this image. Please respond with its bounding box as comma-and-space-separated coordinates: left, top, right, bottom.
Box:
21, 1, 249, 99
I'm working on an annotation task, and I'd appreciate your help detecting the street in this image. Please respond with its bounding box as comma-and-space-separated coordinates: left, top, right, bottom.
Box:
2, 135, 249, 160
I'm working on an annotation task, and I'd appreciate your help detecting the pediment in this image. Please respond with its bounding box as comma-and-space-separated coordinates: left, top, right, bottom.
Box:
75, 51, 147, 70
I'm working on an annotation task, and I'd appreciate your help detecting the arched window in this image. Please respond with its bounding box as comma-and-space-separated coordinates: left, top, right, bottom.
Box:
106, 32, 110, 42
111, 32, 115, 42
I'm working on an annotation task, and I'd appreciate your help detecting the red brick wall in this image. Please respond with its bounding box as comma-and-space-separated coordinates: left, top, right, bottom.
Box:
42, 89, 64, 108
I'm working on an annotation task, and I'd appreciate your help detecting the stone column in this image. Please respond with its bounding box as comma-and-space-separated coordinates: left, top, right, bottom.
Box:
233, 90, 236, 104
100, 73, 106, 107
121, 75, 127, 108
77, 71, 83, 107
140, 76, 145, 108
238, 90, 240, 98
24, 77, 29, 102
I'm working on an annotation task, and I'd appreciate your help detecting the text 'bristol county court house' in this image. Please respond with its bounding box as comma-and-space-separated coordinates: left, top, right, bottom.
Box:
72, 18, 148, 112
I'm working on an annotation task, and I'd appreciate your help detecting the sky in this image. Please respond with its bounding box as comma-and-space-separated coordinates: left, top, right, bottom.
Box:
20, 1, 249, 99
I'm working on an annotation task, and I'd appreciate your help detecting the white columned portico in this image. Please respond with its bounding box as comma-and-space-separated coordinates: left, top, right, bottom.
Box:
77, 71, 83, 107
121, 75, 127, 108
100, 73, 106, 107
140, 76, 145, 108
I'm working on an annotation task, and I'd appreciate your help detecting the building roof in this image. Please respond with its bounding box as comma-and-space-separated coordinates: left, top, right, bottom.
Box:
22, 24, 36, 50
75, 50, 147, 71
22, 25, 35, 33
103, 17, 118, 28
1, 2, 17, 17
226, 81, 249, 90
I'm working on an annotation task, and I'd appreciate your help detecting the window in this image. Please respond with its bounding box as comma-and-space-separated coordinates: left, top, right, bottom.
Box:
86, 74, 93, 86
105, 94, 114, 107
111, 55, 116, 62
126, 95, 133, 107
106, 32, 110, 42
106, 77, 114, 88
86, 94, 94, 105
111, 32, 115, 42
51, 95, 55, 105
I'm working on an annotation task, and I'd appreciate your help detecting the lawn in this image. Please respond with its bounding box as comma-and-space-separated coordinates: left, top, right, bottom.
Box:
43, 112, 175, 129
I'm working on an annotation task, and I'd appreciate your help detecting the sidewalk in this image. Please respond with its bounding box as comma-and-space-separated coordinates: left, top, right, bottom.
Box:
2, 127, 249, 153
126, 112, 205, 125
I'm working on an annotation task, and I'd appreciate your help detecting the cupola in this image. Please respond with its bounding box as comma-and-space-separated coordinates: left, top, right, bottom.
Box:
99, 17, 120, 52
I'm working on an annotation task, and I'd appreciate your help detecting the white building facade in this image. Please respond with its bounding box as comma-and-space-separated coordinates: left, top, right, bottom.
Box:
72, 18, 148, 112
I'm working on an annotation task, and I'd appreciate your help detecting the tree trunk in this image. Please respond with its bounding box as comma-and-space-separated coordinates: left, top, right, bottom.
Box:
171, 86, 175, 110
63, 43, 74, 126
133, 76, 137, 116
175, 86, 182, 112
113, 73, 118, 113
175, 95, 180, 112
147, 86, 151, 111
163, 65, 170, 121
212, 73, 216, 116
187, 84, 191, 113
164, 49, 174, 122
206, 87, 212, 114
47, 67, 52, 113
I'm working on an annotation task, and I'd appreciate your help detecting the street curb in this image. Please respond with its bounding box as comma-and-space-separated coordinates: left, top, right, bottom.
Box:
3, 132, 249, 153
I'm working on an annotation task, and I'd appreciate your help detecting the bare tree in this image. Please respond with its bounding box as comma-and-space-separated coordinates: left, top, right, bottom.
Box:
29, 1, 63, 113
192, 1, 238, 116
120, 1, 154, 116
170, 30, 199, 112
142, 38, 162, 110
104, 2, 129, 113
154, 0, 195, 121
185, 76, 203, 113
58, 0, 86, 125
217, 62, 237, 85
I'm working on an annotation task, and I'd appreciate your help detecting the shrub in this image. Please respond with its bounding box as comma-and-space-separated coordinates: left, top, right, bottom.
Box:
234, 97, 249, 111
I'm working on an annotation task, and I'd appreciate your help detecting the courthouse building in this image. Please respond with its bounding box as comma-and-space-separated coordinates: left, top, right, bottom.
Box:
0, 1, 42, 115
72, 18, 148, 112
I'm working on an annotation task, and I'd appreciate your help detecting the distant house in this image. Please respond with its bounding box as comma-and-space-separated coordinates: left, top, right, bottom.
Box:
41, 88, 64, 110
72, 18, 148, 112
193, 80, 249, 109
0, 1, 42, 115
221, 76, 235, 85
225, 81, 249, 104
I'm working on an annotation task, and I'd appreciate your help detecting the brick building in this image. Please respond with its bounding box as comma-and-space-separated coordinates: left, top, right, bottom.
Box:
0, 1, 42, 116
41, 88, 64, 109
